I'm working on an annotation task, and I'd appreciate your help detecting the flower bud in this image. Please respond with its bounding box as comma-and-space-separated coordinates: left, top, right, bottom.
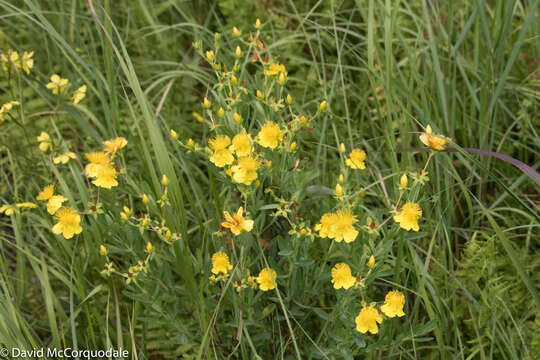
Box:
123, 206, 132, 216
256, 90, 263, 99
278, 72, 286, 85
286, 94, 292, 105
217, 107, 225, 118
319, 100, 327, 111
255, 18, 261, 29
231, 74, 238, 85
100, 245, 107, 256
170, 129, 178, 140
339, 142, 346, 153
368, 255, 375, 269
205, 50, 215, 62
235, 46, 242, 58
233, 26, 241, 37
146, 241, 153, 254
142, 194, 149, 204
187, 138, 195, 149
161, 174, 169, 186
289, 141, 297, 152
335, 183, 343, 198
338, 174, 344, 183
203, 97, 211, 109
400, 173, 408, 189
233, 112, 242, 124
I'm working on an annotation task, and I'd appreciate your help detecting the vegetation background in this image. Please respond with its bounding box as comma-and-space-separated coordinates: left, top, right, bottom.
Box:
0, 0, 539, 359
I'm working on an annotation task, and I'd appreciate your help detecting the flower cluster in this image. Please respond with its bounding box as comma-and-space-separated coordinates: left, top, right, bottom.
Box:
84, 137, 127, 189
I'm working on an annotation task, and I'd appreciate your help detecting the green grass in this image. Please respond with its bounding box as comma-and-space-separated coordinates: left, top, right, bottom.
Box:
0, 0, 539, 359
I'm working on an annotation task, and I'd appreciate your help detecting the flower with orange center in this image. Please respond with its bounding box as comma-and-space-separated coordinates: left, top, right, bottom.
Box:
102, 137, 127, 154
419, 125, 450, 150
220, 207, 254, 235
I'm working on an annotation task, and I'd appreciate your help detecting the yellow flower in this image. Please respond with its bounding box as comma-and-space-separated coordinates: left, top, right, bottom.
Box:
331, 263, 356, 290
53, 151, 76, 164
187, 138, 195, 149
46, 195, 68, 215
91, 163, 118, 189
231, 131, 251, 156
256, 267, 277, 291
335, 183, 343, 198
231, 156, 260, 185
314, 212, 337, 239
52, 206, 83, 239
315, 209, 358, 243
100, 245, 107, 256
264, 63, 287, 77
220, 207, 254, 235
211, 252, 233, 275
15, 202, 37, 210
0, 101, 20, 123
345, 149, 367, 169
36, 184, 55, 201
84, 152, 111, 178
393, 202, 422, 231
46, 74, 69, 95
419, 125, 449, 151
319, 100, 327, 111
21, 51, 34, 74
72, 85, 87, 104
36, 184, 67, 215
0, 204, 18, 216
380, 290, 406, 318
37, 131, 52, 152
355, 306, 383, 334
102, 137, 127, 154
368, 255, 375, 269
1, 50, 20, 72
257, 121, 283, 149
399, 173, 408, 189
209, 135, 234, 167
